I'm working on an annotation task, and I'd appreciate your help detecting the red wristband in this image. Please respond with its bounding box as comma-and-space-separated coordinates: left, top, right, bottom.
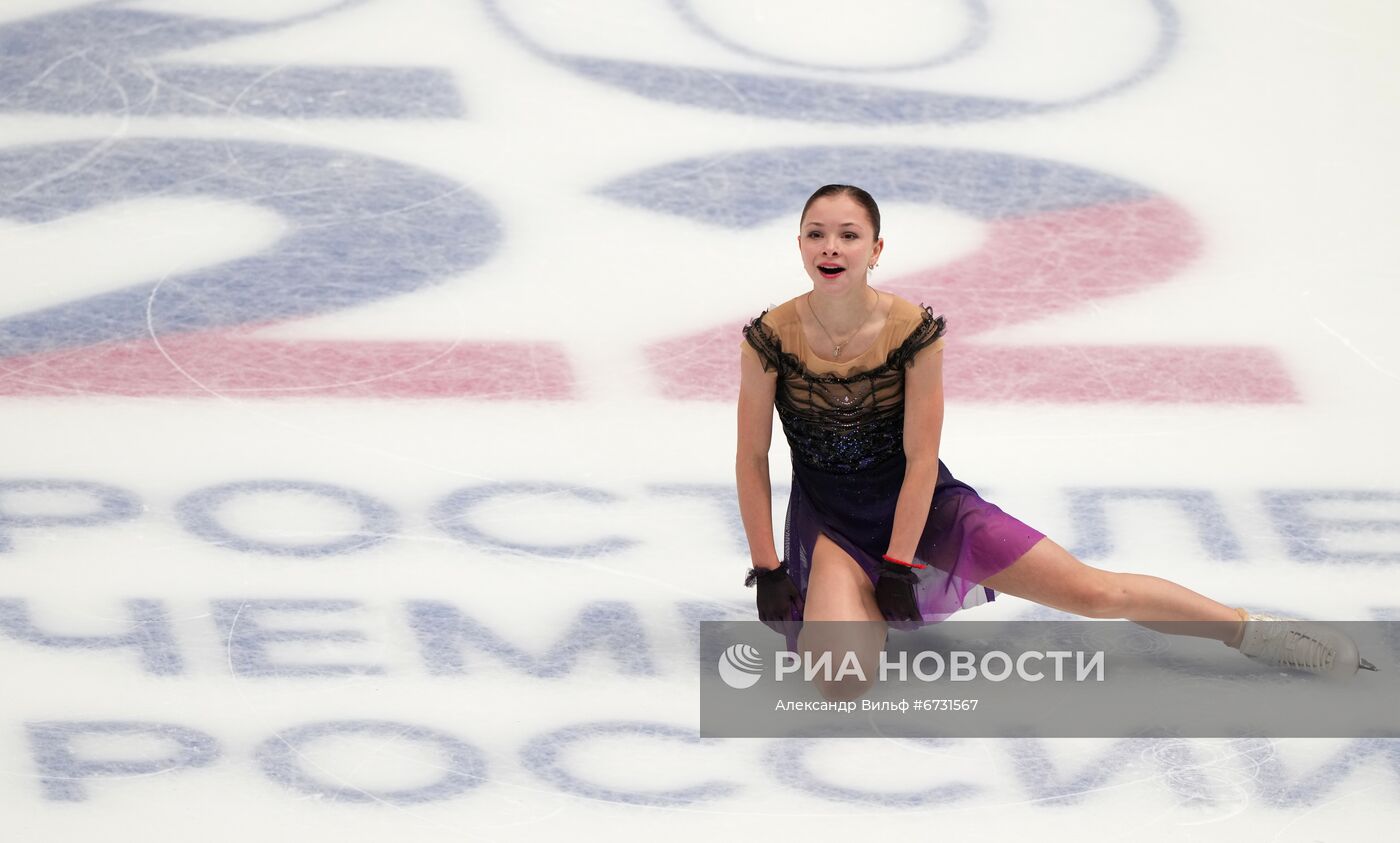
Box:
883, 553, 926, 569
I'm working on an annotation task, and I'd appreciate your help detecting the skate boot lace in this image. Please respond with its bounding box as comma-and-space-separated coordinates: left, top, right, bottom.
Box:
1237, 614, 1379, 675
1277, 629, 1336, 673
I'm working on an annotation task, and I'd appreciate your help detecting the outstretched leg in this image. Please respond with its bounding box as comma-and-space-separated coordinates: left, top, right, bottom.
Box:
979, 537, 1245, 644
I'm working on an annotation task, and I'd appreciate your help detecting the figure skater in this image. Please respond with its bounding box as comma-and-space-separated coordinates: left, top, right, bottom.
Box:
735, 184, 1375, 699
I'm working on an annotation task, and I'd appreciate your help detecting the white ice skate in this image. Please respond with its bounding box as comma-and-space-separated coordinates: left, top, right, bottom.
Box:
1234, 612, 1379, 678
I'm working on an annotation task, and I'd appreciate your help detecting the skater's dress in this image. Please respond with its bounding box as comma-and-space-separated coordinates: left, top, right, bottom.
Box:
741, 295, 1045, 638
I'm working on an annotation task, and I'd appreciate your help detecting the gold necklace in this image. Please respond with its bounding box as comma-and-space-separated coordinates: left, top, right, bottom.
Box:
806, 289, 880, 359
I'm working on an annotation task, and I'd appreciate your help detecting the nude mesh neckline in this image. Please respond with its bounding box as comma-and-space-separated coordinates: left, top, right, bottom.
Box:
796, 292, 899, 367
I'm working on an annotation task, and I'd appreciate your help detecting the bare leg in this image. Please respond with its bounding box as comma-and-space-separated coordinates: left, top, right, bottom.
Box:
980, 537, 1246, 644
799, 533, 887, 699
803, 533, 884, 623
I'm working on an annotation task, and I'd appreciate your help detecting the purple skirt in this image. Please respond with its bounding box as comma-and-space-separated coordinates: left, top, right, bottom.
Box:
770, 456, 1045, 644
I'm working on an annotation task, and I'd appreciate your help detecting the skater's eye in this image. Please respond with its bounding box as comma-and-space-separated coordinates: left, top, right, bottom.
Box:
841, 232, 859, 240
805, 230, 823, 238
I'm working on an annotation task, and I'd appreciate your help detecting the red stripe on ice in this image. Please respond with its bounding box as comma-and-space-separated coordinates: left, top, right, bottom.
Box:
880, 196, 1202, 334
948, 344, 1297, 403
650, 197, 1297, 403
0, 335, 573, 399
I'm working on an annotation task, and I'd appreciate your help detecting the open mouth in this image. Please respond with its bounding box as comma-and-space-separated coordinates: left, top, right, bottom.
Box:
817, 264, 845, 279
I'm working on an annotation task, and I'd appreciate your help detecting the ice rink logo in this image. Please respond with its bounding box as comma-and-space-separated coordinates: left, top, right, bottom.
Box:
717, 643, 764, 689
0, 2, 1293, 406
484, 0, 1181, 124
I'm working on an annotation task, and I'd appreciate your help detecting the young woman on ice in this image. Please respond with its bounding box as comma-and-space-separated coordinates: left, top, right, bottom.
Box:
735, 184, 1375, 699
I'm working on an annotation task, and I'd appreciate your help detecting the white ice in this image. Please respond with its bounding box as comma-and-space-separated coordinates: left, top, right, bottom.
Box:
1, 1, 1398, 840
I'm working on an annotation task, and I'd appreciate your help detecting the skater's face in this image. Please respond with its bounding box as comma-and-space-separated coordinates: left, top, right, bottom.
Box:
798, 194, 883, 292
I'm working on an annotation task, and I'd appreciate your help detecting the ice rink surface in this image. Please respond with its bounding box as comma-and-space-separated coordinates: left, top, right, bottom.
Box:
1, 1, 1398, 839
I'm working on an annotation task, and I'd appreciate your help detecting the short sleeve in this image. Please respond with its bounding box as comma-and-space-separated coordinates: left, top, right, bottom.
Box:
741, 312, 786, 375
888, 306, 947, 370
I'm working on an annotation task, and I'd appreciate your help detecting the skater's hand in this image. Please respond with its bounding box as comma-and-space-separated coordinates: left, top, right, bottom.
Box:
875, 559, 923, 623
745, 562, 804, 622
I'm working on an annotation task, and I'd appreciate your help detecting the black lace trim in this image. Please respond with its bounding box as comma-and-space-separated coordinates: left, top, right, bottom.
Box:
740, 313, 796, 376
744, 561, 789, 588
740, 304, 947, 473
741, 305, 945, 383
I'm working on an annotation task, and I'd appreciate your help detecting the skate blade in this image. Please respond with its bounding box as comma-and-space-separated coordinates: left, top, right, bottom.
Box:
1359, 657, 1379, 672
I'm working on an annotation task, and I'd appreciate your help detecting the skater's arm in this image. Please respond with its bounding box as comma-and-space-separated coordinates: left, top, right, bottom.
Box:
886, 341, 946, 563
736, 344, 782, 571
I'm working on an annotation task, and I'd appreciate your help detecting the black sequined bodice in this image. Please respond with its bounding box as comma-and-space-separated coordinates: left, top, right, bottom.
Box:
743, 306, 946, 473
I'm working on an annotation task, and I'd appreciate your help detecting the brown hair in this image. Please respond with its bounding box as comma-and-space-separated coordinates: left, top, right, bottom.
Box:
800, 184, 881, 238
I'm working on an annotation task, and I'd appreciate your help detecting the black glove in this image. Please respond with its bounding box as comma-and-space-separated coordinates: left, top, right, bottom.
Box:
874, 559, 923, 623
745, 562, 804, 622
